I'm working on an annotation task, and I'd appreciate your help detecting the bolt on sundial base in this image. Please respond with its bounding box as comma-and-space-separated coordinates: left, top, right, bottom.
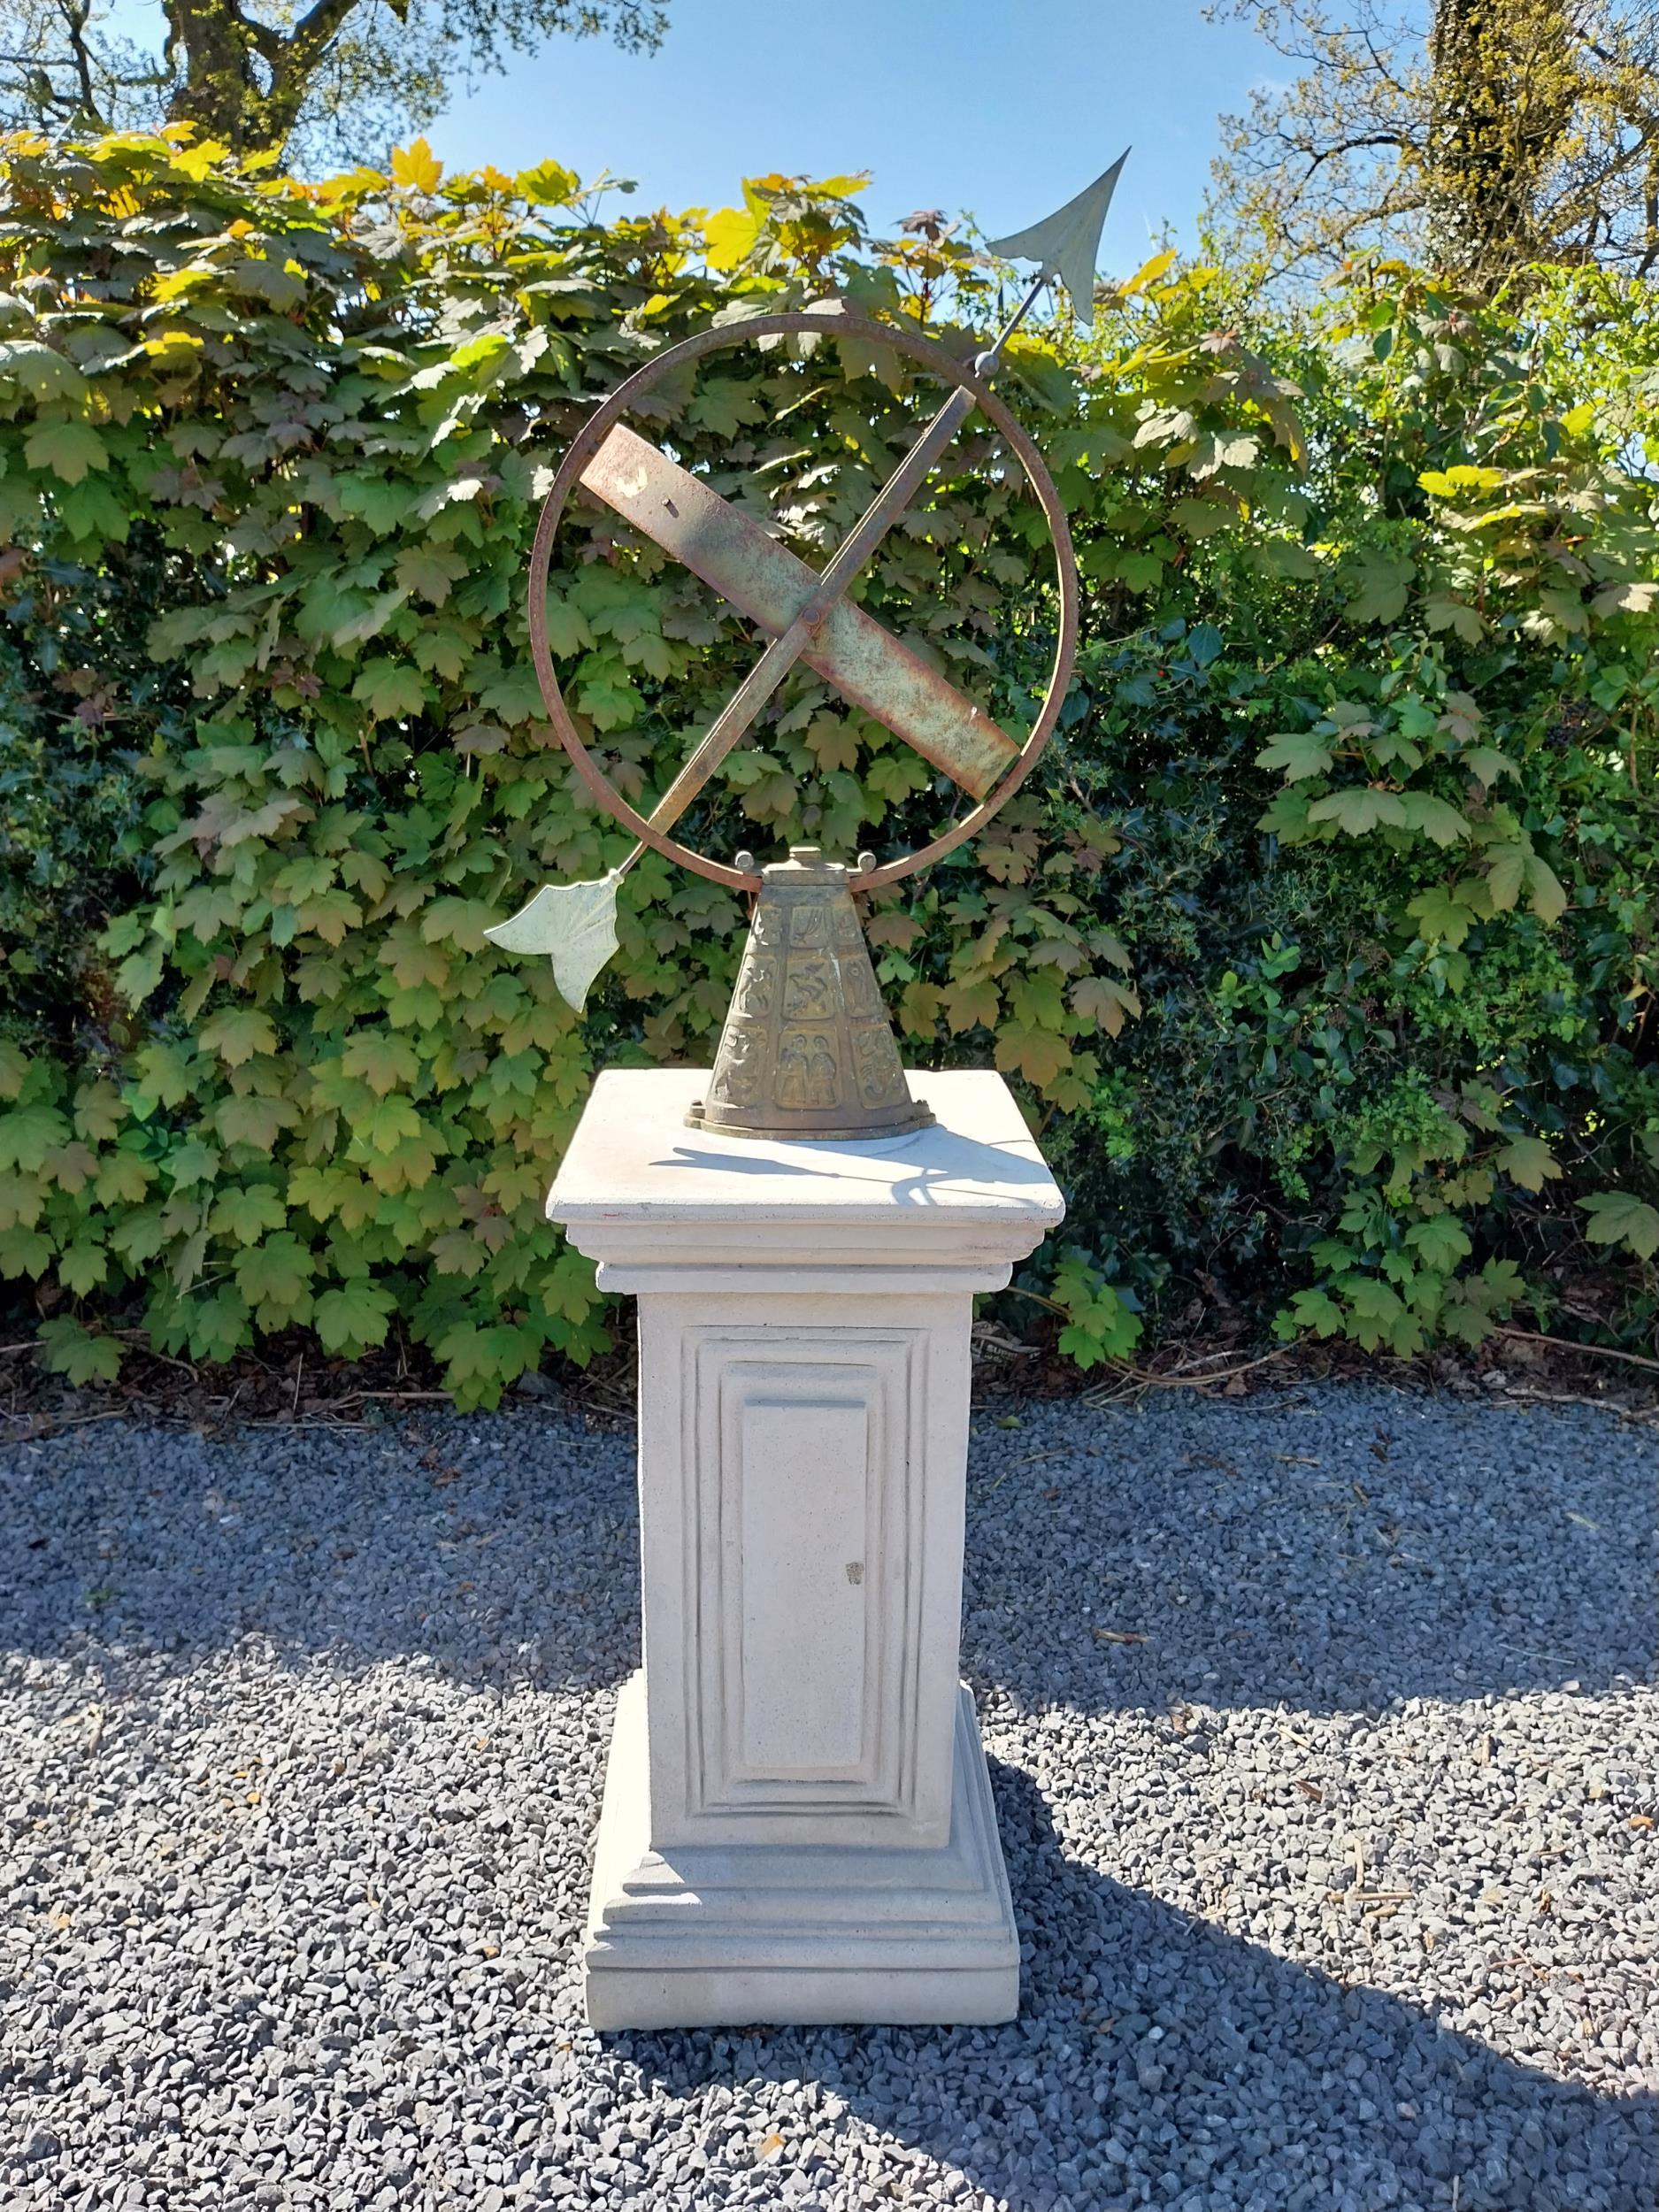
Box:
687, 848, 933, 1143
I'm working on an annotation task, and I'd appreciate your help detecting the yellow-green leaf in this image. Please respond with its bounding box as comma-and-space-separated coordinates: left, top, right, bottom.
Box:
390, 138, 443, 193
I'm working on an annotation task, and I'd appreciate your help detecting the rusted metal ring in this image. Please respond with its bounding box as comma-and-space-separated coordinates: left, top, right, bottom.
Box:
527, 307, 1079, 895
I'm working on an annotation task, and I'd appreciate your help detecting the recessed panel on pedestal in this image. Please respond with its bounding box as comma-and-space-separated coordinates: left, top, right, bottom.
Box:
690, 1332, 922, 1833
733, 1383, 872, 1776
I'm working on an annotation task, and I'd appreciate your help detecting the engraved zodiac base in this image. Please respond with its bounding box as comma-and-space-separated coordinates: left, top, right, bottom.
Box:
689, 846, 932, 1142
547, 1068, 1065, 2032
583, 1676, 1018, 2029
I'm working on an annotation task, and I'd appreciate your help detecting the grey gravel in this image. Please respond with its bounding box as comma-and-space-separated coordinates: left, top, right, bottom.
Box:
2, 1380, 1655, 2211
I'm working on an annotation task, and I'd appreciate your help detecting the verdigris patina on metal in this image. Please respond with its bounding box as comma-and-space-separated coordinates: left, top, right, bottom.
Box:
488, 157, 1126, 1140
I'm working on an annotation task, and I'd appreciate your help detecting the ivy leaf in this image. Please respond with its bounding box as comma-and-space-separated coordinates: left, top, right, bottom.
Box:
1256, 730, 1333, 782
313, 1280, 396, 1357
1397, 792, 1472, 847
24, 420, 110, 484
36, 1317, 120, 1386
1498, 1136, 1561, 1191
485, 873, 621, 1012
1578, 1191, 1659, 1261
198, 1007, 277, 1066
1306, 787, 1409, 835
1404, 1215, 1472, 1271
209, 1186, 288, 1244
352, 660, 429, 719
1407, 887, 1479, 947
1343, 550, 1413, 626
234, 1233, 316, 1325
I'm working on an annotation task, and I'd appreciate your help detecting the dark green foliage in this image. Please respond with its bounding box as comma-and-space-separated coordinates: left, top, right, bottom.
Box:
1, 131, 1655, 1398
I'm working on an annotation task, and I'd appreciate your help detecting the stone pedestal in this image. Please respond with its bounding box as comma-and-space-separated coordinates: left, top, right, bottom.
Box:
548, 1068, 1064, 2029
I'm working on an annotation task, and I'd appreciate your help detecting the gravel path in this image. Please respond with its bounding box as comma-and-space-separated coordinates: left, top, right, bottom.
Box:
2, 1382, 1655, 2212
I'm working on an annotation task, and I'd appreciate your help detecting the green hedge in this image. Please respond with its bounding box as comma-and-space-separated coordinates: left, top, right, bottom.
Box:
2, 130, 1657, 1402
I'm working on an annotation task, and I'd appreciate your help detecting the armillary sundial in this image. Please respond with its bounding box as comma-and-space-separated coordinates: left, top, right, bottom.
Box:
536, 155, 1125, 2037
489, 155, 1126, 1139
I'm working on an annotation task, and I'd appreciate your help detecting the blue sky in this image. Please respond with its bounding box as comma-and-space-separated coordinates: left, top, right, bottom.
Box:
403, 0, 1277, 266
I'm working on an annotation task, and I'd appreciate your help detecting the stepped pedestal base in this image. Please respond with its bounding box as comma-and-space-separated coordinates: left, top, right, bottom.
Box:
584, 1675, 1018, 2030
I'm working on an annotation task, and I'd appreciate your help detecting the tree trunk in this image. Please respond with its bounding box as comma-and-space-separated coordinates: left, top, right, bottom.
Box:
164, 0, 269, 153
1427, 0, 1580, 282
163, 0, 354, 157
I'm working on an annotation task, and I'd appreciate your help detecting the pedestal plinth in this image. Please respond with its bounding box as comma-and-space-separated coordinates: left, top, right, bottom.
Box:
548, 1068, 1064, 2029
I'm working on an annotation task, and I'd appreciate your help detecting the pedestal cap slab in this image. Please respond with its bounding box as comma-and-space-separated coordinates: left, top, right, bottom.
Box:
549, 1066, 1064, 1292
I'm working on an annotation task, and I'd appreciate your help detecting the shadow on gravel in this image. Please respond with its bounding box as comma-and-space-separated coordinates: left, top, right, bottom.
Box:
618, 1762, 1658, 2212
962, 1389, 1657, 1715
4, 1393, 1652, 1724
0, 1412, 644, 1694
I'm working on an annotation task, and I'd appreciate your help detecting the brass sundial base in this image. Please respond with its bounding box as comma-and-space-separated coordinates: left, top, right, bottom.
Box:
687, 848, 933, 1144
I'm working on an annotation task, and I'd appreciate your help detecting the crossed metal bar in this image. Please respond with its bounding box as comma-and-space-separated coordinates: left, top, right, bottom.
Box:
579, 278, 1046, 872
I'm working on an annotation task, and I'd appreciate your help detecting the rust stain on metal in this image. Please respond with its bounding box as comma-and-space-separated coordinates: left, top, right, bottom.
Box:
580, 423, 1019, 800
